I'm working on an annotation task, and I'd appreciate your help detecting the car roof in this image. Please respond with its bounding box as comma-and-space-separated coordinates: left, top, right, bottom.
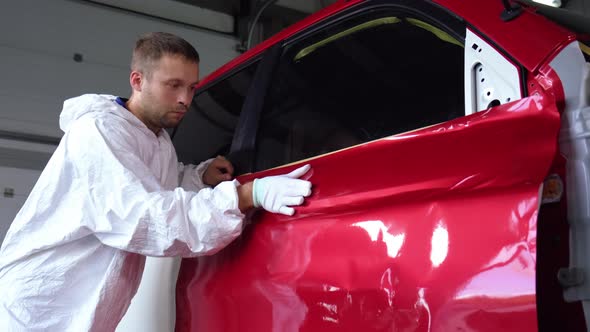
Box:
198, 0, 576, 88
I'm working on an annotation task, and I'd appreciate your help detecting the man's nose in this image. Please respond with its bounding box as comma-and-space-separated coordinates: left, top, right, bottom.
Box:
178, 90, 194, 107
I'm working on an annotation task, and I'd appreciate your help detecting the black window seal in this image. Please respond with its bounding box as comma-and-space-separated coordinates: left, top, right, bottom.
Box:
226, 44, 283, 174
281, 0, 467, 50
194, 55, 262, 96
279, 0, 527, 97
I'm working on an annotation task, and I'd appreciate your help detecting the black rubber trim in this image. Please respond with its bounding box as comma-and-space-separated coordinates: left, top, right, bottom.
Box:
282, 0, 467, 48
226, 44, 282, 174
193, 55, 262, 95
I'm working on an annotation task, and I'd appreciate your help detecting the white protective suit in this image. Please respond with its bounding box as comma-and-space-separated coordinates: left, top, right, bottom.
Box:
0, 94, 245, 331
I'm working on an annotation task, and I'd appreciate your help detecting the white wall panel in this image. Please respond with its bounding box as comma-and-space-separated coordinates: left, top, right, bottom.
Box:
0, 166, 42, 245
0, 0, 239, 139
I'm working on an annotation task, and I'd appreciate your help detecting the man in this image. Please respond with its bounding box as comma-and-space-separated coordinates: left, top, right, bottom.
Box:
0, 32, 312, 331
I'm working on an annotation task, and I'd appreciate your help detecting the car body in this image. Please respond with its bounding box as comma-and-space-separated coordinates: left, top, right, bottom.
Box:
170, 0, 590, 330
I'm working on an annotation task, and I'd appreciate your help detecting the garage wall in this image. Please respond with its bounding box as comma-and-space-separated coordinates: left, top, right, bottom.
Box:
0, 0, 239, 140
0, 166, 42, 245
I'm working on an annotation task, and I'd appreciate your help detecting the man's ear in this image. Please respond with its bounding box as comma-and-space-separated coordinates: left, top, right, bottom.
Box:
130, 70, 143, 92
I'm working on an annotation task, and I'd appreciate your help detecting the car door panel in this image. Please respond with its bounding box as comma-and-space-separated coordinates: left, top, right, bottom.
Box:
175, 94, 559, 332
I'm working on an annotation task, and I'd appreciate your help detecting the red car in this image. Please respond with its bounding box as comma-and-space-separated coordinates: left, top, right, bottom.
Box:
171, 0, 590, 330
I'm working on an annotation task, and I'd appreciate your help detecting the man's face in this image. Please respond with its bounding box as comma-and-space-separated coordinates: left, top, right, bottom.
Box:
138, 54, 199, 130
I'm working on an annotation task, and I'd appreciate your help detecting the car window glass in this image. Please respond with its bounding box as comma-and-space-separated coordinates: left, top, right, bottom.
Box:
255, 12, 465, 171
173, 62, 259, 164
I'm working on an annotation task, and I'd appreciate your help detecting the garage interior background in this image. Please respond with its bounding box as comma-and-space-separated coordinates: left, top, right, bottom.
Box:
1, 0, 589, 242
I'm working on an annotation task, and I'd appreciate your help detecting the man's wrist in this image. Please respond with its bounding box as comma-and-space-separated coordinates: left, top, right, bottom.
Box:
237, 181, 254, 213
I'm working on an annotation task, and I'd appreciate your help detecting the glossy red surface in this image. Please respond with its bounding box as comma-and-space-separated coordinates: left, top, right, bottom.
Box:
176, 94, 560, 331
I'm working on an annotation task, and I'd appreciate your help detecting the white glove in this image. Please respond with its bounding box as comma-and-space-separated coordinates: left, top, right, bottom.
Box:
253, 164, 312, 216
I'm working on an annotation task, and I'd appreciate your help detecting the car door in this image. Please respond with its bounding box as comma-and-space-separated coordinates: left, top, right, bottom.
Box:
175, 1, 562, 331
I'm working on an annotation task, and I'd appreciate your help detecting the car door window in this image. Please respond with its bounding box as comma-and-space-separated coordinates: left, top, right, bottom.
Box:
255, 11, 464, 171
172, 61, 259, 165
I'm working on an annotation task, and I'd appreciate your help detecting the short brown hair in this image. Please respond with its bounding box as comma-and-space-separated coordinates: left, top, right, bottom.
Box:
131, 32, 200, 76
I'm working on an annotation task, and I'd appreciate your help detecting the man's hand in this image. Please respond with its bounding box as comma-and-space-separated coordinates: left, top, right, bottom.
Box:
203, 156, 234, 187
252, 164, 312, 216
